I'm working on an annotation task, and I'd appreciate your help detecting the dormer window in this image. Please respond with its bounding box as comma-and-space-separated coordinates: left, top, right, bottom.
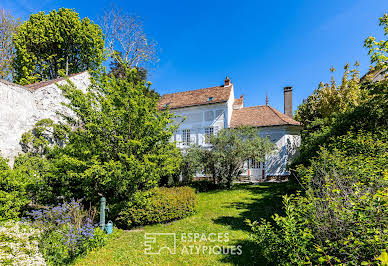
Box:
207, 97, 214, 102
163, 102, 170, 108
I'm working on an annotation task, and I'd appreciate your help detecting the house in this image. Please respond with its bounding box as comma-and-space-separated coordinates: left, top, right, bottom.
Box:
158, 77, 302, 181
0, 72, 301, 180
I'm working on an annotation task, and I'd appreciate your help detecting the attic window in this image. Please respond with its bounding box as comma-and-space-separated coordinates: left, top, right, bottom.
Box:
163, 103, 170, 108
207, 97, 214, 102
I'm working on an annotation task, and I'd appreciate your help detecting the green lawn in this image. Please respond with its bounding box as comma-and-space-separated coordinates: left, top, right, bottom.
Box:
75, 183, 289, 265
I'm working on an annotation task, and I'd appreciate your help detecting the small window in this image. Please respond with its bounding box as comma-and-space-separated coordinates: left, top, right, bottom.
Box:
182, 129, 191, 146
163, 102, 170, 108
204, 127, 214, 144
207, 97, 214, 102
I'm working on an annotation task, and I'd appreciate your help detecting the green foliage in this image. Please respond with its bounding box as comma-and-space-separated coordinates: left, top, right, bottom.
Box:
294, 66, 387, 166
249, 132, 388, 265
187, 180, 220, 192
27, 200, 106, 265
40, 227, 106, 265
295, 62, 362, 126
0, 151, 56, 220
21, 67, 181, 206
0, 155, 46, 220
251, 17, 388, 263
116, 186, 197, 229
364, 13, 388, 68
182, 126, 274, 189
13, 8, 105, 85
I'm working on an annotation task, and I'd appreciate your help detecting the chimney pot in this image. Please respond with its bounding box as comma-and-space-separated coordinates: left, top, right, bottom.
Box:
225, 76, 231, 86
284, 86, 293, 118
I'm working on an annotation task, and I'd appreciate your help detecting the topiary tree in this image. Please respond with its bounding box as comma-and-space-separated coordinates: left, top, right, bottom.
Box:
13, 8, 105, 85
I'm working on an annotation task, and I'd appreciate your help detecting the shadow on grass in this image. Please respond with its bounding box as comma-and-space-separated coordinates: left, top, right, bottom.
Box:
215, 183, 292, 265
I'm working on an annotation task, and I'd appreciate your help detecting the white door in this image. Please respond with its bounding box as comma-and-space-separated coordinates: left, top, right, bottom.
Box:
248, 159, 265, 181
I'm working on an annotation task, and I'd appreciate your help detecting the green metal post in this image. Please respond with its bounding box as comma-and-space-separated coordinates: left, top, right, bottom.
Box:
100, 197, 106, 230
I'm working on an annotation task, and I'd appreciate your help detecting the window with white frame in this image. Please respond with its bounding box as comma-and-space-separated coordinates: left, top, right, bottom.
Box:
182, 129, 191, 146
204, 127, 214, 144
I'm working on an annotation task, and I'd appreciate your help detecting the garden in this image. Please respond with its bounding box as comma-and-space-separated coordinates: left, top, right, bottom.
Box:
0, 6, 387, 266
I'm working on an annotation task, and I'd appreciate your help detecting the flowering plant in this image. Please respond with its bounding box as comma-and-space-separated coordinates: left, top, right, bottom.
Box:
0, 220, 46, 265
25, 199, 105, 265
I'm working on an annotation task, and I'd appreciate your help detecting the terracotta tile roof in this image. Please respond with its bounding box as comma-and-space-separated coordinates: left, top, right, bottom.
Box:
25, 71, 87, 91
158, 85, 232, 110
230, 105, 301, 128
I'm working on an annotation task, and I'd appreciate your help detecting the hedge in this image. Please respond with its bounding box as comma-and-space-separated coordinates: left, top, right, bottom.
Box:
116, 186, 197, 228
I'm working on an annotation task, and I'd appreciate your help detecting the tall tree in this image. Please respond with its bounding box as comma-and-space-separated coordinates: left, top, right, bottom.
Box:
13, 8, 105, 85
100, 7, 158, 68
364, 13, 388, 68
0, 8, 19, 80
21, 67, 181, 204
109, 52, 160, 99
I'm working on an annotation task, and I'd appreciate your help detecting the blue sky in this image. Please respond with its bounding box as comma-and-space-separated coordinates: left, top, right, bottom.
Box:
1, 0, 387, 113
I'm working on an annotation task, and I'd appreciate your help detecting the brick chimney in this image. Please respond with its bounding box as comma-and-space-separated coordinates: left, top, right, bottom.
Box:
284, 86, 293, 118
224, 76, 231, 86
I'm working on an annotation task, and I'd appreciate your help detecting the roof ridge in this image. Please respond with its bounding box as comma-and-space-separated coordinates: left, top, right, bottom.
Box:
267, 105, 289, 124
240, 105, 267, 109
162, 84, 225, 96
267, 105, 300, 125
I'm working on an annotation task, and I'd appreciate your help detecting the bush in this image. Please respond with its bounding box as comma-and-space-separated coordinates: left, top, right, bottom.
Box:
0, 220, 45, 265
0, 158, 30, 220
26, 199, 106, 265
249, 132, 388, 265
116, 186, 197, 228
188, 180, 220, 192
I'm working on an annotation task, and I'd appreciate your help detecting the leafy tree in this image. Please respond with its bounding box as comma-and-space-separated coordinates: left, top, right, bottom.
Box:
364, 13, 388, 68
250, 14, 388, 264
295, 62, 362, 127
13, 8, 105, 85
21, 67, 181, 205
183, 127, 274, 189
109, 52, 147, 82
293, 62, 365, 166
108, 52, 160, 99
0, 8, 19, 80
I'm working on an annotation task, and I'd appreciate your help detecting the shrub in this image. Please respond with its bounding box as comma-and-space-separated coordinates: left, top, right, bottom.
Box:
0, 159, 30, 220
0, 220, 45, 265
188, 180, 220, 192
249, 132, 388, 265
0, 153, 53, 220
26, 199, 106, 265
116, 186, 197, 228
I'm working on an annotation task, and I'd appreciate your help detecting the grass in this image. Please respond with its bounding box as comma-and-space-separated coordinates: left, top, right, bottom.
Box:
75, 183, 290, 265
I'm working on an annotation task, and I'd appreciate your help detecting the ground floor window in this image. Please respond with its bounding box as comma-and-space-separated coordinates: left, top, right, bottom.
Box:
248, 159, 264, 169
182, 129, 191, 146
204, 127, 214, 143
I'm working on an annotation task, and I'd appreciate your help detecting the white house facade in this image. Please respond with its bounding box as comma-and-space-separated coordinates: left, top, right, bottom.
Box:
158, 77, 302, 181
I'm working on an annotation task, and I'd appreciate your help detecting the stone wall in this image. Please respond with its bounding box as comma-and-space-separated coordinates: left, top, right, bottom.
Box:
0, 72, 90, 165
